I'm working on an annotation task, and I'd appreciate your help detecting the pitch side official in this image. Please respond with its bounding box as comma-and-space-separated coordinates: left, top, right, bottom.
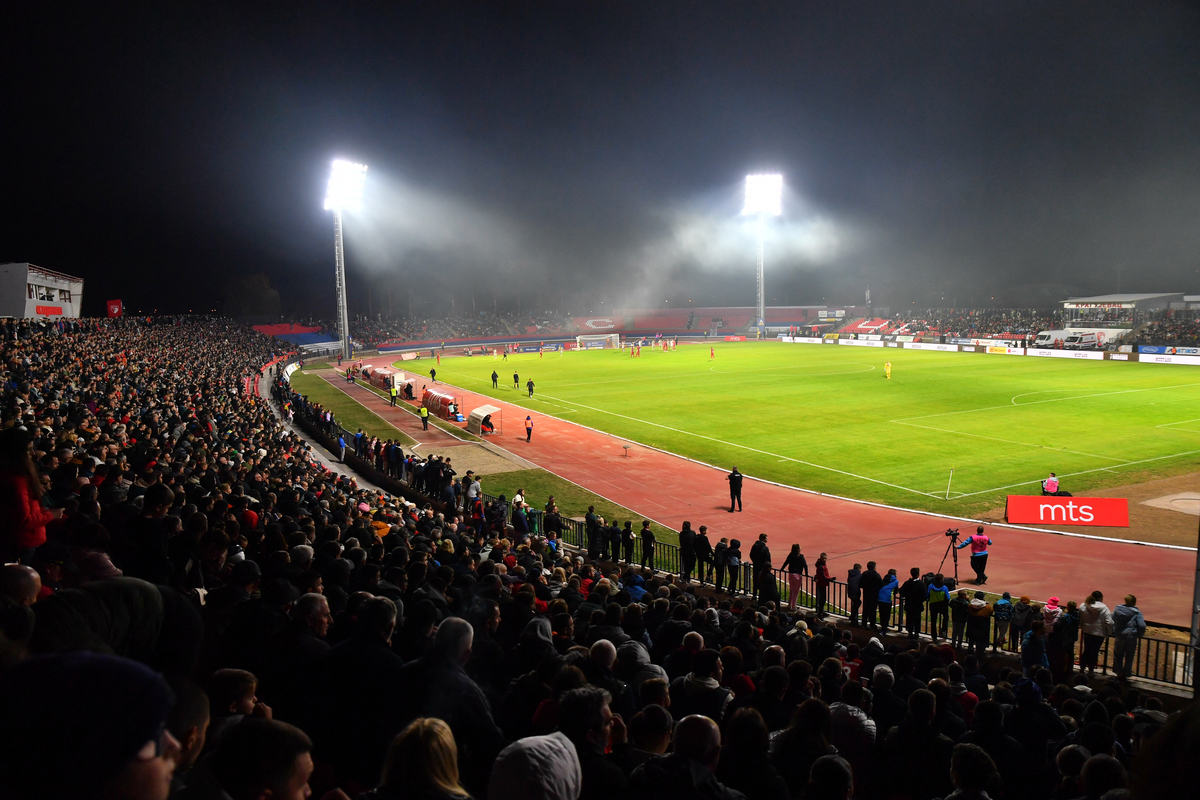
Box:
727, 466, 744, 512
956, 526, 993, 586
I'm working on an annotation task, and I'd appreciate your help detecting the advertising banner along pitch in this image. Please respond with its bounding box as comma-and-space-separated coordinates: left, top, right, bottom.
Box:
1005, 495, 1129, 527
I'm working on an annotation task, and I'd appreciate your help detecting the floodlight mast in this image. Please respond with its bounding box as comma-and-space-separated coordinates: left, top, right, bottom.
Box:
743, 174, 782, 335
324, 159, 368, 361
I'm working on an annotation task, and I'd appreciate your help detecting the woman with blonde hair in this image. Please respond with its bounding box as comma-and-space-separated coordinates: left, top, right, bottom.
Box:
363, 717, 473, 800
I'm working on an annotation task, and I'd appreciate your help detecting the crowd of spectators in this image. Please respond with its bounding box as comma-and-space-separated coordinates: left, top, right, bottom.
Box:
0, 314, 1191, 800
881, 308, 1063, 339
1129, 311, 1200, 347
307, 313, 522, 348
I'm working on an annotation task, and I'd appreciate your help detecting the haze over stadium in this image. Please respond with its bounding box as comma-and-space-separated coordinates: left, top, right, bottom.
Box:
5, 5, 1200, 800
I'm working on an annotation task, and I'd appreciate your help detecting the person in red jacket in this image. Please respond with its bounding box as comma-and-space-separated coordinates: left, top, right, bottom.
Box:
0, 427, 60, 564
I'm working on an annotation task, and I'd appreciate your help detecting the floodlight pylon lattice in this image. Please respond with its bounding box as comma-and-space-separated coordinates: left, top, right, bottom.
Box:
325, 160, 368, 360
743, 174, 783, 333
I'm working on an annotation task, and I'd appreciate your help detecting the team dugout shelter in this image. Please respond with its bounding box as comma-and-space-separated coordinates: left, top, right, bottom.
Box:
0, 262, 84, 319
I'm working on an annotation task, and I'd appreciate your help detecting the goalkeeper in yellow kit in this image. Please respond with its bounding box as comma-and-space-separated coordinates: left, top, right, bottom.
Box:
885, 361, 892, 379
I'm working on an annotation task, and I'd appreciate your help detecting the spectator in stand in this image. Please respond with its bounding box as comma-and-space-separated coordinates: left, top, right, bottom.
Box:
783, 544, 809, 612
1078, 591, 1113, 675
1111, 595, 1146, 681
629, 714, 743, 798
0, 426, 62, 564
359, 718, 471, 800
0, 651, 180, 800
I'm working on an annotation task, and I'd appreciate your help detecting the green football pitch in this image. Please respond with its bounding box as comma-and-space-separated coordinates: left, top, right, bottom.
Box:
405, 342, 1200, 517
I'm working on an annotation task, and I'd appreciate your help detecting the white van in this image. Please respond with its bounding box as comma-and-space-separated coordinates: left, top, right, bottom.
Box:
1064, 332, 1098, 350
1033, 329, 1069, 348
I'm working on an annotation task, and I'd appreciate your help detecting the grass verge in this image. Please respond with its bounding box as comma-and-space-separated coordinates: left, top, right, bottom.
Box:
477, 467, 679, 546
289, 371, 416, 446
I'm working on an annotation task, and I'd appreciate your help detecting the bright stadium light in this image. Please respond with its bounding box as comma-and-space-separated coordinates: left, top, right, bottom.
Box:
325, 159, 368, 360
743, 174, 783, 335
325, 159, 368, 212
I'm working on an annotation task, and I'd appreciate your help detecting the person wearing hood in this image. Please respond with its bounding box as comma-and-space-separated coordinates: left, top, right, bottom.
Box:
1110, 594, 1146, 681
1009, 595, 1034, 648
617, 640, 669, 696
846, 562, 863, 626
624, 572, 649, 603
488, 731, 582, 800
1020, 620, 1049, 679
630, 714, 746, 800
670, 648, 734, 723
966, 592, 993, 662
876, 569, 899, 634
504, 617, 559, 683
1078, 590, 1113, 675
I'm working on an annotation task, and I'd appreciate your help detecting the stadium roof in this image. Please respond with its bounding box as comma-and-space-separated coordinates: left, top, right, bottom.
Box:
1061, 293, 1183, 309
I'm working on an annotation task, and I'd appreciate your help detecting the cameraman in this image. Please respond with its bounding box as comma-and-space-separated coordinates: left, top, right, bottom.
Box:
955, 526, 993, 586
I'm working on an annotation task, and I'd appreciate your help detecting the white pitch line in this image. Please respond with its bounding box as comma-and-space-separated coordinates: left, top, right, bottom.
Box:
1156, 418, 1200, 432
533, 391, 941, 499
891, 420, 1133, 464
948, 448, 1200, 499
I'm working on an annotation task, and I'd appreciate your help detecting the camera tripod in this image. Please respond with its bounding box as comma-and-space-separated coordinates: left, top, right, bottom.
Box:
936, 528, 961, 584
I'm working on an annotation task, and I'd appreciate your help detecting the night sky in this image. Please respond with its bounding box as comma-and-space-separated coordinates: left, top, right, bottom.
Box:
6, 3, 1199, 318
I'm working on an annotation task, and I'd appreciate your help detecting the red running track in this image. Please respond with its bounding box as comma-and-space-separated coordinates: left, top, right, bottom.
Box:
352, 358, 1194, 626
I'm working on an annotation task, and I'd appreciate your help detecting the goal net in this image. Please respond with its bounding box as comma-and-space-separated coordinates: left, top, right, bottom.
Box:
576, 333, 622, 350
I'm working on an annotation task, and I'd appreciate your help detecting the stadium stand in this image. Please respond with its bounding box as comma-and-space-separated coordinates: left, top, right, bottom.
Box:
0, 313, 1179, 800
1131, 311, 1200, 347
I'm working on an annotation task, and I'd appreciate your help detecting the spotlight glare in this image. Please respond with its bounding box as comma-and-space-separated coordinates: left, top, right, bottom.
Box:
743, 174, 783, 216
324, 159, 368, 212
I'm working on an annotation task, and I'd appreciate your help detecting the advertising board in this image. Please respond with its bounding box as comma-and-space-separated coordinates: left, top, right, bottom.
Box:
1140, 354, 1200, 366
905, 342, 958, 352
837, 339, 885, 347
1140, 346, 1200, 355
724, 335, 746, 342
1006, 496, 1129, 527
1107, 353, 1129, 361
1026, 349, 1104, 360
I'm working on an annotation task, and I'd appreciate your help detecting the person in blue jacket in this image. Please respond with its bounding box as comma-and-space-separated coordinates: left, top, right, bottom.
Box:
877, 569, 900, 634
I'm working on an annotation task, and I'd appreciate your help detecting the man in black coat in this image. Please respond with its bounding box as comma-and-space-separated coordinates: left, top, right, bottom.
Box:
846, 563, 863, 626
694, 526, 714, 586
393, 617, 504, 796
679, 521, 697, 583
726, 466, 744, 512
313, 596, 405, 787
859, 562, 884, 631
899, 567, 927, 640
258, 592, 332, 729
749, 534, 773, 604
640, 520, 656, 570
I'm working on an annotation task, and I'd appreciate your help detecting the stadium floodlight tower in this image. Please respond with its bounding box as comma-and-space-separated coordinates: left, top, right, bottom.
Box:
324, 159, 368, 361
743, 174, 783, 335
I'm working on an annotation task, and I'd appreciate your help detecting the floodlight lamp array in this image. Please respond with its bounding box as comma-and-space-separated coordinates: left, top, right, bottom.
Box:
743, 174, 783, 216
324, 159, 368, 212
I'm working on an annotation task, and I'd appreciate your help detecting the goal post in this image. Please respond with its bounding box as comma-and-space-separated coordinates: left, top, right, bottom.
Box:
576, 333, 622, 350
